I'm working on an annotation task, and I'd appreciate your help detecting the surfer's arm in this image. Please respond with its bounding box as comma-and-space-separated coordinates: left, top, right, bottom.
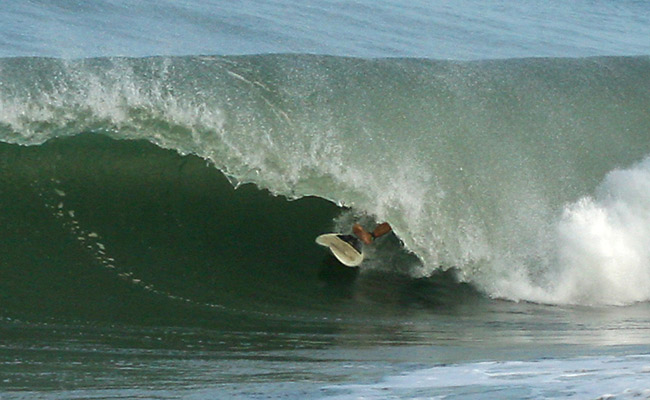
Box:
371, 222, 392, 239
353, 222, 392, 245
353, 223, 374, 245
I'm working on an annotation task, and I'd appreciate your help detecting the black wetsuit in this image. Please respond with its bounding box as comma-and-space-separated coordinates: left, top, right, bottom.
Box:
336, 234, 363, 253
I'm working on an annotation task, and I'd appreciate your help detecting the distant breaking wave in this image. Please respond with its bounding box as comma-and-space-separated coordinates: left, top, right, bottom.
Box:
1, 54, 649, 306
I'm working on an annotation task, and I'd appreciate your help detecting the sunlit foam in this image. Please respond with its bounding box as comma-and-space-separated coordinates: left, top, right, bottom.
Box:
552, 157, 650, 305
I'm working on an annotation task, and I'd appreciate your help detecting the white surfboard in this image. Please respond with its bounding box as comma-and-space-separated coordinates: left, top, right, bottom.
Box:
316, 233, 364, 267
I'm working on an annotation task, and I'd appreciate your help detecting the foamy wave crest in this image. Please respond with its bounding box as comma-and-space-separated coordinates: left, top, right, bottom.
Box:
554, 157, 650, 305
499, 157, 650, 306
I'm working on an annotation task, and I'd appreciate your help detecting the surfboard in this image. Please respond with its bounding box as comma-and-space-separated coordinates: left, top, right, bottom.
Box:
315, 233, 364, 267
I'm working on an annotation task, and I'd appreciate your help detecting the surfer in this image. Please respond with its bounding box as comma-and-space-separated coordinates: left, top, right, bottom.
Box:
315, 222, 391, 267
353, 222, 392, 245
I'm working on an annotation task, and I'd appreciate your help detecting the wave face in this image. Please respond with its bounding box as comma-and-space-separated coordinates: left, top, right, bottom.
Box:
1, 54, 650, 306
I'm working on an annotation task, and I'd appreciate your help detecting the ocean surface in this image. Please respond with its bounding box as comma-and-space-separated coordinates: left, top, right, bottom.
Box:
2, 1, 650, 399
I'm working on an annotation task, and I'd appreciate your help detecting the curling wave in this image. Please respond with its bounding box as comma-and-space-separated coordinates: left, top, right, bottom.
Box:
1, 54, 650, 305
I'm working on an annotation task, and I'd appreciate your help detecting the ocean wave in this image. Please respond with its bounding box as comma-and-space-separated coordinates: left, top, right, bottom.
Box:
1, 54, 649, 305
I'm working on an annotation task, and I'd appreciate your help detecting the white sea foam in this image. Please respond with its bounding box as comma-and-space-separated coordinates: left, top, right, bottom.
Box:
552, 157, 650, 305
325, 355, 650, 400
494, 156, 650, 306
